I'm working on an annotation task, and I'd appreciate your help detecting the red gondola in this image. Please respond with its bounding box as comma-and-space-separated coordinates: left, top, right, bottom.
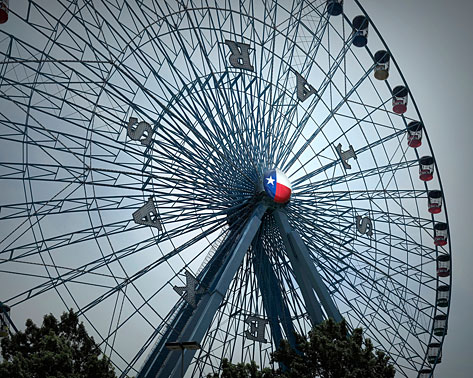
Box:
428, 190, 443, 214
419, 156, 434, 181
407, 121, 423, 148
392, 85, 408, 114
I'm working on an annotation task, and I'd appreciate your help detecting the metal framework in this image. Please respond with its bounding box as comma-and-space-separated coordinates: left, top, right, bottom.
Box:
0, 1, 451, 378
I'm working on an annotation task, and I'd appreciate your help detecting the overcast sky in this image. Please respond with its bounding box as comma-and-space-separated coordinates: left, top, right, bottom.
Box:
362, 0, 473, 376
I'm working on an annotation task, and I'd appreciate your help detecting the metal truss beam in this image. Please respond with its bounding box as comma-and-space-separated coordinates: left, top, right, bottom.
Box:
139, 204, 267, 378
273, 209, 342, 324
253, 239, 297, 352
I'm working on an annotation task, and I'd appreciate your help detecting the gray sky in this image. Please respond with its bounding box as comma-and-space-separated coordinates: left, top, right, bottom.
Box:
363, 0, 473, 376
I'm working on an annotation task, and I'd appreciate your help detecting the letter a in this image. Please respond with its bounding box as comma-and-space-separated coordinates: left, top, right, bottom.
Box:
133, 197, 162, 231
296, 72, 317, 102
224, 40, 254, 71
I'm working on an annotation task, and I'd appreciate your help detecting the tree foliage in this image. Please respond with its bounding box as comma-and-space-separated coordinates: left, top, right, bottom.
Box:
272, 318, 395, 378
0, 309, 116, 378
209, 318, 396, 378
207, 358, 274, 378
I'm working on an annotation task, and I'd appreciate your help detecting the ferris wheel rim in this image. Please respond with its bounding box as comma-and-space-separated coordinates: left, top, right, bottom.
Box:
0, 1, 452, 377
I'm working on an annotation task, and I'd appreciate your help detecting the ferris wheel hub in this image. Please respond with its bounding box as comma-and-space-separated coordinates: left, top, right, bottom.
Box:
263, 168, 292, 203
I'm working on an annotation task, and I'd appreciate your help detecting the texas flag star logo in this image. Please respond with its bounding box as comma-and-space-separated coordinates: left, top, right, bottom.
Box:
263, 168, 292, 203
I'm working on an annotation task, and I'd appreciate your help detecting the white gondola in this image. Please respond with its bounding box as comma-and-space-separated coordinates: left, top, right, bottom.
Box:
433, 314, 448, 336
436, 285, 450, 307
427, 343, 442, 364
437, 254, 451, 277
418, 368, 432, 378
434, 222, 448, 247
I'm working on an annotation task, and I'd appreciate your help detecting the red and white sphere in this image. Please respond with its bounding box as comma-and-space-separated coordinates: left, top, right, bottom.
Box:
263, 168, 292, 203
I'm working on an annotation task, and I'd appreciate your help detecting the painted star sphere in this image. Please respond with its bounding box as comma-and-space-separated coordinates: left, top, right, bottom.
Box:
263, 168, 292, 203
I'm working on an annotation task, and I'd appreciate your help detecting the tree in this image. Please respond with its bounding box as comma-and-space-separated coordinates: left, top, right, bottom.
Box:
209, 318, 396, 378
207, 358, 274, 378
0, 309, 116, 378
272, 318, 395, 378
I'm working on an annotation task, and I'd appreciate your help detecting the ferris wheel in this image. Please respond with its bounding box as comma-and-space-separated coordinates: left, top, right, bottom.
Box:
0, 1, 451, 377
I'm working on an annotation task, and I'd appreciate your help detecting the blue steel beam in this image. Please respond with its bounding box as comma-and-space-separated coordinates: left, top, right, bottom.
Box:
272, 210, 324, 325
252, 239, 297, 351
135, 223, 242, 378
273, 209, 342, 324
133, 206, 254, 378
139, 203, 267, 378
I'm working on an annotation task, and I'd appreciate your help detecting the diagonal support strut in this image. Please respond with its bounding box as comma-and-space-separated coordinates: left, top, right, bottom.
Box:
252, 236, 297, 351
273, 209, 342, 325
139, 203, 267, 378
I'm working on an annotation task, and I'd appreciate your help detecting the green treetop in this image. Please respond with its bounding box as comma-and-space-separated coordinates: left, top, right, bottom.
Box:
0, 309, 116, 378
208, 318, 396, 378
